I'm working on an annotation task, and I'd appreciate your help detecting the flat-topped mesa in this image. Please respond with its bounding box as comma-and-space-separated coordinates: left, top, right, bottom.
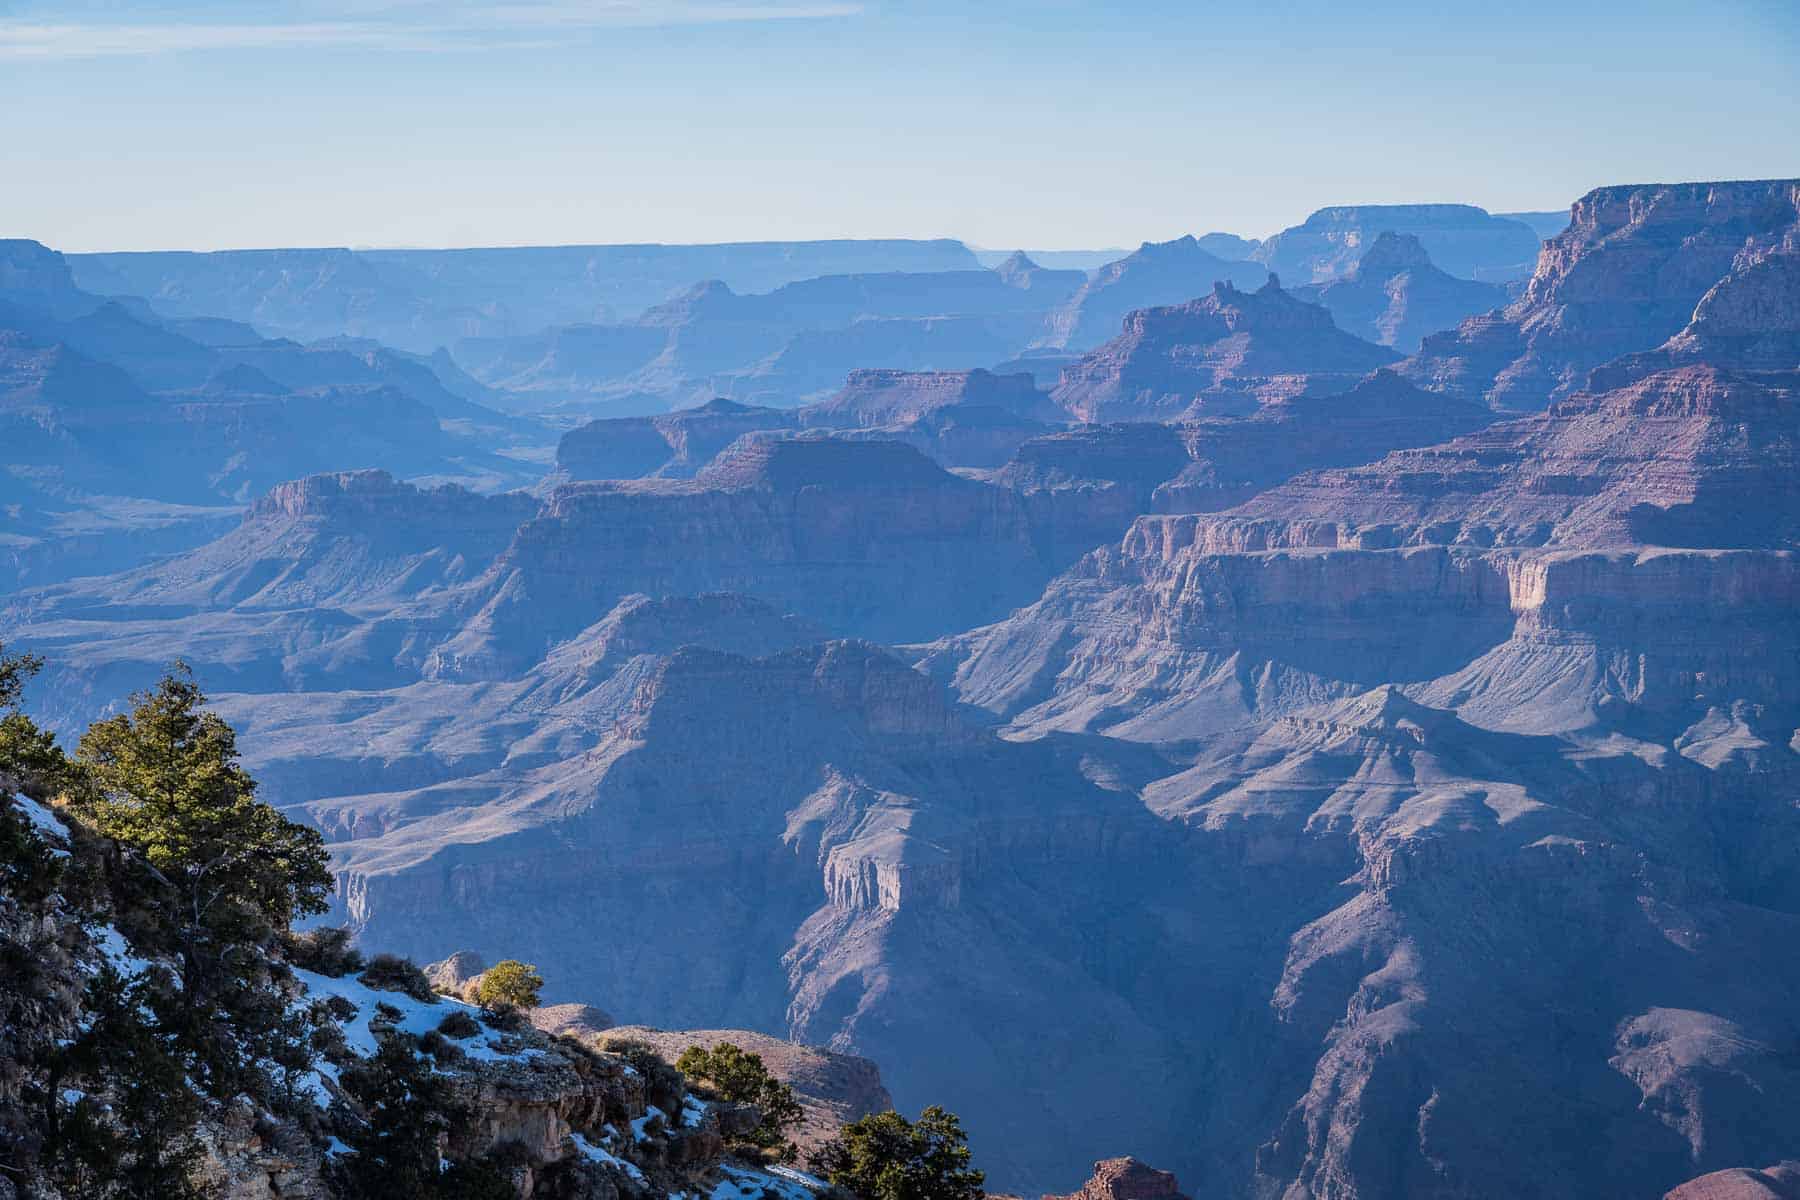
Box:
801, 366, 1062, 429
1050, 277, 1401, 422
249, 468, 536, 527
1400, 178, 1800, 410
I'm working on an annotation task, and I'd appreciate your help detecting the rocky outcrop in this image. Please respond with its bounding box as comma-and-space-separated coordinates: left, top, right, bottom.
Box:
1399, 179, 1800, 410
1297, 232, 1508, 352
1252, 203, 1544, 283
1049, 278, 1401, 422
972, 372, 1491, 562
427, 437, 1063, 674
1667, 1164, 1800, 1200
1038, 235, 1270, 351
601, 1026, 892, 1159
1194, 361, 1800, 554
1049, 1157, 1190, 1200
557, 398, 800, 481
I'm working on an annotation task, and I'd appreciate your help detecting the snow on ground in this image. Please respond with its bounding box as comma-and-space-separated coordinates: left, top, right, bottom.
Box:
714, 1164, 820, 1200
632, 1105, 666, 1142
681, 1095, 709, 1128
88, 922, 158, 979
290, 968, 550, 1103
766, 1166, 828, 1190
572, 1132, 648, 1183
13, 794, 69, 840
293, 968, 545, 1065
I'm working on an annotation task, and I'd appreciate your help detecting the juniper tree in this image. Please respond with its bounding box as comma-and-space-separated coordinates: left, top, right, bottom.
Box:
676, 1041, 804, 1161
808, 1106, 985, 1200
75, 665, 333, 1102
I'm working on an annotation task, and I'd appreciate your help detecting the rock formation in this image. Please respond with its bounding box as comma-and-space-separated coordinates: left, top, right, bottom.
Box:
1296, 232, 1508, 352
457, 262, 1085, 413
1038, 235, 1270, 351
68, 238, 983, 352
1049, 1158, 1190, 1200
1049, 278, 1401, 422
8, 180, 1800, 1200
0, 240, 545, 591
1252, 203, 1544, 283
1667, 1164, 1800, 1200
557, 398, 801, 481
1399, 178, 1800, 410
600, 1026, 893, 1159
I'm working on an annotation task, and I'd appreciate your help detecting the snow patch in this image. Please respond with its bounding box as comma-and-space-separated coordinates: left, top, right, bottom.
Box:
572, 1131, 647, 1183
714, 1165, 820, 1200
767, 1166, 828, 1191
13, 794, 69, 842
88, 923, 157, 980
292, 968, 543, 1065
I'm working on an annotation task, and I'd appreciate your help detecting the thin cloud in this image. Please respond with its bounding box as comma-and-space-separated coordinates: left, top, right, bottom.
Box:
0, 2, 864, 58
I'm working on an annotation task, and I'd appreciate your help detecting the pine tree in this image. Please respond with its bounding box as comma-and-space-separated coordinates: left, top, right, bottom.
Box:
808, 1106, 985, 1200
676, 1042, 805, 1161
75, 666, 333, 1102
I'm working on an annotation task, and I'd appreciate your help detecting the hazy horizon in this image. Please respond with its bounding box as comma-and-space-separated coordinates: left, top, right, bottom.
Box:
6, 0, 1796, 253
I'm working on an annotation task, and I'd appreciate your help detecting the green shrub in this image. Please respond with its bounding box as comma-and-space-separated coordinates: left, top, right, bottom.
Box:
358, 953, 437, 1003
473, 959, 543, 1010
436, 1010, 481, 1039
677, 1042, 804, 1161
808, 1106, 985, 1200
284, 926, 365, 977
479, 1003, 527, 1033
417, 1029, 464, 1066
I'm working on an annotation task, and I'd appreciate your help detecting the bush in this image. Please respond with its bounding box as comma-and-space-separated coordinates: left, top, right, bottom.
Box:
358, 953, 437, 1003
808, 1106, 985, 1200
284, 926, 366, 977
417, 1029, 464, 1066
436, 1010, 481, 1040
473, 959, 543, 1010
479, 1003, 527, 1033
598, 1036, 686, 1113
597, 1036, 665, 1076
677, 1042, 804, 1161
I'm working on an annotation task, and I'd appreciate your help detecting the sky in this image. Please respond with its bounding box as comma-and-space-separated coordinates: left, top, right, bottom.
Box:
3, 0, 1797, 252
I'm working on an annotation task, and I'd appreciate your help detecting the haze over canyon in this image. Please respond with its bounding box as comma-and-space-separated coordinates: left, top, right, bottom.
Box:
4, 175, 1799, 1200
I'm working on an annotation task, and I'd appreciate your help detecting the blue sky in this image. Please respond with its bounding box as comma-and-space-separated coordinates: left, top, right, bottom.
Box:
4, 0, 1797, 251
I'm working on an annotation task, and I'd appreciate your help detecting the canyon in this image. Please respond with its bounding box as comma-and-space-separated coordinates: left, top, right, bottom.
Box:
3, 177, 1797, 1200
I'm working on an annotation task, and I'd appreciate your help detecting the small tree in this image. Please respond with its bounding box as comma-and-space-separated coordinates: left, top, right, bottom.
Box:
808, 1106, 985, 1200
74, 666, 334, 1101
677, 1041, 804, 1161
474, 959, 544, 1010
